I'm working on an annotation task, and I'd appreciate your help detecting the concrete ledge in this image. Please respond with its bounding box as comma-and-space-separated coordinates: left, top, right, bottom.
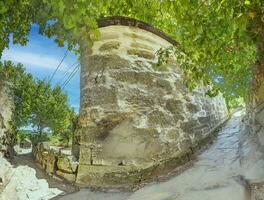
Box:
97, 16, 178, 46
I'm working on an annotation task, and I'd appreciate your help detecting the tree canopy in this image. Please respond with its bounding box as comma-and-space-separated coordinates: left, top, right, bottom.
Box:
29, 80, 71, 136
0, 61, 72, 137
0, 61, 35, 128
1, 0, 263, 100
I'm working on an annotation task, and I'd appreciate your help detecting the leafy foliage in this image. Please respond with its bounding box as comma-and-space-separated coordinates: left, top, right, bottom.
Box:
226, 97, 245, 110
60, 110, 79, 145
0, 61, 72, 140
0, 0, 36, 57
29, 132, 49, 145
1, 0, 264, 101
29, 80, 71, 135
0, 61, 35, 128
16, 130, 29, 144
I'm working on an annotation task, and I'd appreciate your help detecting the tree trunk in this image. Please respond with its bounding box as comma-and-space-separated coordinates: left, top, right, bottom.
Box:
247, 30, 264, 135
38, 125, 43, 137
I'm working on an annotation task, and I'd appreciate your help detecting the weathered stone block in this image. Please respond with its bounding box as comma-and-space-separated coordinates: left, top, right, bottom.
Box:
127, 48, 155, 60
83, 86, 117, 107
125, 89, 155, 107
112, 70, 155, 85
165, 129, 180, 141
76, 164, 139, 186
174, 81, 188, 93
186, 103, 200, 113
99, 41, 120, 51
57, 155, 78, 173
148, 110, 174, 127
56, 170, 76, 182
178, 138, 192, 152
198, 116, 211, 124
45, 150, 57, 175
165, 99, 184, 114
123, 31, 159, 43
38, 142, 50, 152
78, 144, 92, 165
86, 55, 130, 71
180, 120, 197, 132
41, 151, 48, 169
19, 138, 32, 149
130, 42, 154, 51
155, 78, 173, 94
81, 72, 106, 87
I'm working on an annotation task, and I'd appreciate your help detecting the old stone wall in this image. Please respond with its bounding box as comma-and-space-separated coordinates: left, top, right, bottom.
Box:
0, 80, 14, 155
33, 143, 78, 183
76, 23, 229, 187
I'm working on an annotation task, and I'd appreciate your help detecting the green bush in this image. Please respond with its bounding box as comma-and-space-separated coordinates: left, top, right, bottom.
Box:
28, 133, 49, 145
226, 97, 245, 111
48, 131, 72, 147
16, 130, 31, 144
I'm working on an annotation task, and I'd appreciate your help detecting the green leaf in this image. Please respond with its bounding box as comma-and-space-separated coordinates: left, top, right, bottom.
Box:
63, 16, 75, 29
244, 0, 251, 5
0, 2, 7, 14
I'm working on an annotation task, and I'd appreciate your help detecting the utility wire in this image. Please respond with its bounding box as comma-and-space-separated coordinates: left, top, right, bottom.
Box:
62, 63, 79, 86
40, 51, 79, 117
62, 66, 79, 89
62, 64, 80, 89
43, 64, 79, 116
56, 61, 79, 85
48, 49, 68, 84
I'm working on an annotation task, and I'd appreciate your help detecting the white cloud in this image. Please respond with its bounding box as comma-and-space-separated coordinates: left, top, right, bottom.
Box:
2, 49, 69, 71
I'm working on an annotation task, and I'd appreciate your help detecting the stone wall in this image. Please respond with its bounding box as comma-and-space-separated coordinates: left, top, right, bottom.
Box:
33, 143, 78, 183
76, 21, 229, 187
0, 80, 14, 156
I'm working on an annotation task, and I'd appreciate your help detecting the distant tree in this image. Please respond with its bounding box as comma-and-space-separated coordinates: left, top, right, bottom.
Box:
30, 80, 71, 136
0, 61, 35, 128
57, 110, 79, 146
0, 61, 34, 156
0, 61, 72, 139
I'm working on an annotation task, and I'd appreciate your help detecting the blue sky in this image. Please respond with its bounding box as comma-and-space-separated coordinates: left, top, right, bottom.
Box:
2, 24, 80, 112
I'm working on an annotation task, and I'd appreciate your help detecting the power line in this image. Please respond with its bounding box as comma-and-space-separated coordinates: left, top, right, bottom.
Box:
62, 64, 80, 89
56, 61, 79, 85
48, 49, 68, 83
43, 64, 80, 117
62, 65, 79, 89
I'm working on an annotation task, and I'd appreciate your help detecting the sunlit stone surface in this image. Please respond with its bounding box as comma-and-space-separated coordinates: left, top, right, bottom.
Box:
76, 22, 228, 186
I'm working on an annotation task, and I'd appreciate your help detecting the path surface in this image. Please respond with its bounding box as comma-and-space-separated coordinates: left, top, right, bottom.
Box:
57, 110, 264, 200
0, 155, 62, 200
12, 151, 78, 194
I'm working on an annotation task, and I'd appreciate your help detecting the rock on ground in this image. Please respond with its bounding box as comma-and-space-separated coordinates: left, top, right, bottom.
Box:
0, 155, 62, 200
